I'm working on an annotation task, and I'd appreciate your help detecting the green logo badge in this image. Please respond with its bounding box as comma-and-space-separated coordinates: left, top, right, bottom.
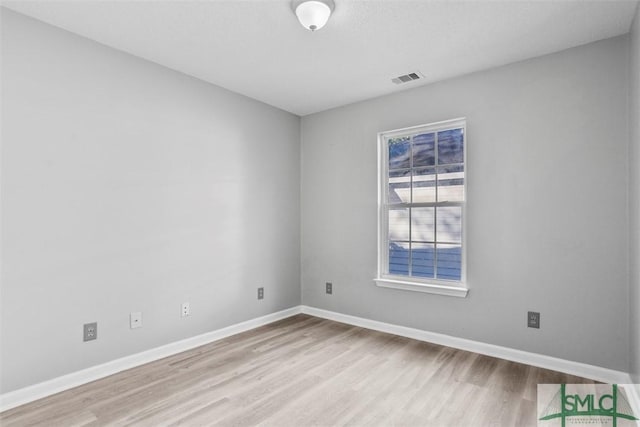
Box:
538, 384, 638, 426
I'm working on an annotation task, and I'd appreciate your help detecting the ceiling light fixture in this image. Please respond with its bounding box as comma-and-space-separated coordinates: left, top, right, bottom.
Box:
292, 0, 334, 32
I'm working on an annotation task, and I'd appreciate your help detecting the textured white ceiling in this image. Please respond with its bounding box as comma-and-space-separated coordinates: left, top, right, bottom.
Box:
2, 0, 638, 116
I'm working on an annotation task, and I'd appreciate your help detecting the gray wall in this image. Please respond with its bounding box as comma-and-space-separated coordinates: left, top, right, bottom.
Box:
630, 4, 640, 384
301, 36, 630, 371
0, 9, 301, 393
1, 4, 637, 397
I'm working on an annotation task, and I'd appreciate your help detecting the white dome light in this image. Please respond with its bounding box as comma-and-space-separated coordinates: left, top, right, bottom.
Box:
294, 0, 334, 32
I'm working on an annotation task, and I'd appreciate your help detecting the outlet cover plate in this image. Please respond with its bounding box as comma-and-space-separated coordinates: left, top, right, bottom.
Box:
326, 282, 333, 294
130, 312, 142, 329
258, 287, 264, 300
528, 311, 540, 329
181, 302, 190, 317
83, 322, 97, 341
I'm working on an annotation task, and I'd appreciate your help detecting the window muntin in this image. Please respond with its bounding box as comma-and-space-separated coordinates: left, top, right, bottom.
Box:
379, 119, 466, 285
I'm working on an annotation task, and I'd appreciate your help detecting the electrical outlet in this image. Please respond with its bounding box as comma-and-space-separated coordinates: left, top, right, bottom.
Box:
528, 311, 540, 329
83, 322, 97, 341
257, 287, 264, 300
326, 282, 333, 295
130, 312, 142, 329
181, 302, 190, 317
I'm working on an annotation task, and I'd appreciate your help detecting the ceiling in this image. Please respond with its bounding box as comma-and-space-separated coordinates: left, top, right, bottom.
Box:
2, 0, 638, 116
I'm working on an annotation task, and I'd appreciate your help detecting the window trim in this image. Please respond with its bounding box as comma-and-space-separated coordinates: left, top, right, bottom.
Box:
375, 118, 469, 298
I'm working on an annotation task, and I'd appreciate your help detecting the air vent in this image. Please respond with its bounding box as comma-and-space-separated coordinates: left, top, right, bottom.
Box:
391, 71, 423, 85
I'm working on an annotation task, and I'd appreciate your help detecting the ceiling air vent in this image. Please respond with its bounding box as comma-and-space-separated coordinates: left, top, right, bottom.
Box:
391, 72, 423, 85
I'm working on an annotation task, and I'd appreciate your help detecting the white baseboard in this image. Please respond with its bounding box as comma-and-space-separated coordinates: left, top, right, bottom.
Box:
0, 306, 302, 413
301, 305, 631, 385
2, 304, 635, 416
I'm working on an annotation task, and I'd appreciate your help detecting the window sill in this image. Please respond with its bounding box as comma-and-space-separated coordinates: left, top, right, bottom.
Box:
374, 278, 469, 298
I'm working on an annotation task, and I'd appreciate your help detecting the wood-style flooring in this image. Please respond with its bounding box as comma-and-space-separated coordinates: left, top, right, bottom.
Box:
0, 314, 595, 426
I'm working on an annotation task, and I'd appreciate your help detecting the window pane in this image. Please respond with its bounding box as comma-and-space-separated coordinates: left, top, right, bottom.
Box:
411, 243, 434, 278
436, 244, 462, 280
388, 169, 411, 204
436, 206, 462, 243
411, 207, 434, 242
389, 241, 409, 275
412, 133, 435, 167
389, 207, 409, 241
389, 137, 410, 169
413, 167, 436, 203
437, 165, 464, 202
438, 128, 464, 165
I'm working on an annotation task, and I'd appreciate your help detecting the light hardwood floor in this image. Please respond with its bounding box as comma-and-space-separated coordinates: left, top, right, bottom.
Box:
0, 314, 595, 426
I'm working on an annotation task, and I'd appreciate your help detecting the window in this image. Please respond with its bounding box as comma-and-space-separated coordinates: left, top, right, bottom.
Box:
375, 118, 468, 297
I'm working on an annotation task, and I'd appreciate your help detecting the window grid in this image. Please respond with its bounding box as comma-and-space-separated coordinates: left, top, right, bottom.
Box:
384, 121, 465, 283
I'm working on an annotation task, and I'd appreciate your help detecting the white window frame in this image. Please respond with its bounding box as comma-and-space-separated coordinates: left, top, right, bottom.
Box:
375, 118, 468, 298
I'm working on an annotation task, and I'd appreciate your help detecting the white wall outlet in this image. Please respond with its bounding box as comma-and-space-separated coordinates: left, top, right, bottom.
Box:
181, 302, 190, 317
130, 311, 142, 329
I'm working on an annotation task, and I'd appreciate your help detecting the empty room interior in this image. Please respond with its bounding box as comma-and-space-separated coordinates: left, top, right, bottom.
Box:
1, 0, 640, 425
